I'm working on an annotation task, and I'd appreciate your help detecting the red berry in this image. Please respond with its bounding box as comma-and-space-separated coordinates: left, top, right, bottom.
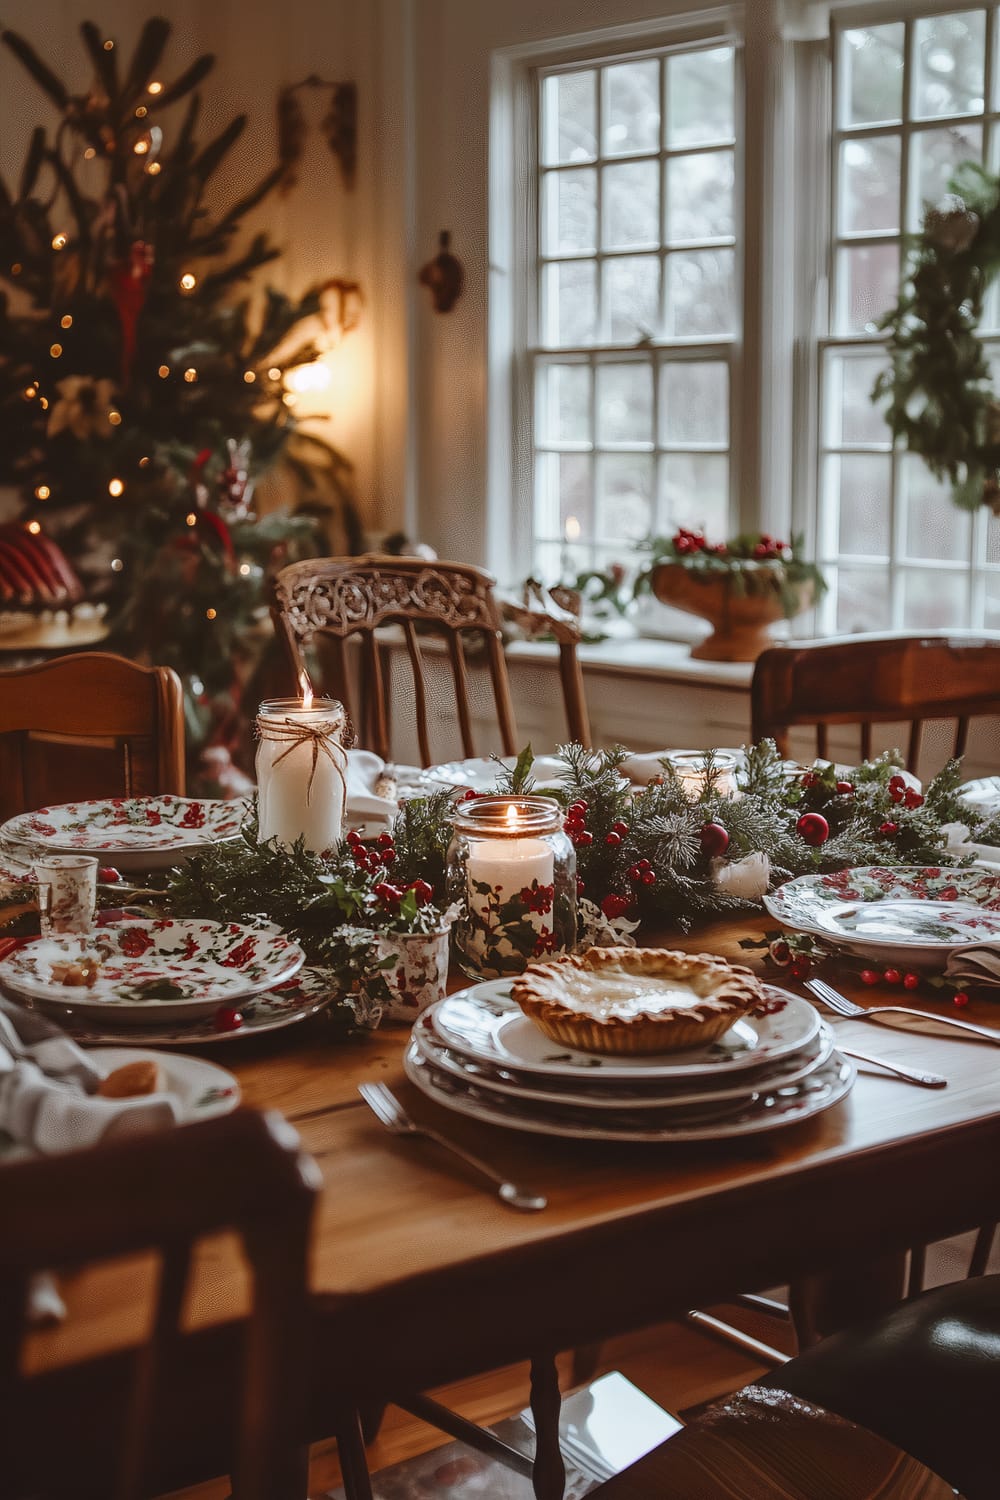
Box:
860, 969, 881, 986
214, 1006, 243, 1033
836, 781, 854, 795
377, 831, 395, 848
788, 957, 811, 980
574, 830, 593, 847
882, 968, 902, 986
952, 992, 970, 1008
380, 848, 396, 864
640, 869, 657, 886
627, 865, 641, 883
604, 831, 623, 847
903, 789, 924, 810
637, 859, 651, 871
98, 866, 122, 884
769, 939, 791, 965
796, 812, 830, 847
699, 821, 730, 858
601, 894, 630, 919
800, 771, 820, 789
888, 774, 906, 792
903, 973, 920, 990
346, 829, 362, 846
879, 821, 899, 837
569, 800, 588, 814
374, 882, 402, 905
409, 879, 434, 906
611, 820, 629, 836
461, 788, 478, 801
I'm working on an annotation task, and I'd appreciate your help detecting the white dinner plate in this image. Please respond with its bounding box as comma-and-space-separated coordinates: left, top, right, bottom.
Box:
404, 1045, 855, 1143
764, 866, 1000, 964
86, 1047, 240, 1122
428, 979, 821, 1082
1, 796, 249, 872
0, 919, 305, 1022
412, 1011, 835, 1109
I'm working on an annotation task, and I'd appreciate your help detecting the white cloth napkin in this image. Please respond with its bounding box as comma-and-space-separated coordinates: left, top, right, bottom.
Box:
0, 997, 177, 1155
944, 945, 1000, 989
959, 776, 1000, 820
941, 822, 1000, 872
345, 749, 398, 825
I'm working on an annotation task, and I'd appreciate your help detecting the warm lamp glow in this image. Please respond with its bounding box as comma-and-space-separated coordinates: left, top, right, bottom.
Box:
284, 359, 333, 395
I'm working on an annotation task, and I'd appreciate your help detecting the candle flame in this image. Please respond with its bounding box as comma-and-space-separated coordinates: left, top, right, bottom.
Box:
298, 668, 314, 710
505, 803, 520, 828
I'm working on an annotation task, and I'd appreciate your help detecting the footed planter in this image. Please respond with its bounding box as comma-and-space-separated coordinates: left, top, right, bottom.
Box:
651, 563, 815, 663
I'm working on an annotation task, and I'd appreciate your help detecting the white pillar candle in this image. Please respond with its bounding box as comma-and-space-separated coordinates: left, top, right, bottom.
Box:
255, 695, 347, 854
465, 805, 556, 966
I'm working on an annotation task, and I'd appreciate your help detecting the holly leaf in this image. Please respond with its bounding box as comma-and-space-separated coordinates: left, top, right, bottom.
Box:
510, 743, 535, 791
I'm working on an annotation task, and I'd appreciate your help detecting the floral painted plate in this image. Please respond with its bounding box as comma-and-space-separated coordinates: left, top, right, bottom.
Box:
0, 919, 306, 1022
404, 1045, 855, 1143
428, 980, 821, 1082
765, 866, 1000, 964
86, 1047, 240, 1121
1, 796, 249, 872
413, 1010, 834, 1109
57, 966, 340, 1046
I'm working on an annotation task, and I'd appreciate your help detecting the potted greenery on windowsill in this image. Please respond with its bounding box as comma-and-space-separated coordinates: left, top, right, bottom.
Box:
643, 530, 827, 662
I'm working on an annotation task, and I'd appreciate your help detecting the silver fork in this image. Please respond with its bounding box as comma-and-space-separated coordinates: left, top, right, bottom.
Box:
358, 1081, 547, 1211
806, 977, 1000, 1046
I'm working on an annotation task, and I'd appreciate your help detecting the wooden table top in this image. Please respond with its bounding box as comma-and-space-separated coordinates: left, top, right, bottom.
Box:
27, 916, 1000, 1406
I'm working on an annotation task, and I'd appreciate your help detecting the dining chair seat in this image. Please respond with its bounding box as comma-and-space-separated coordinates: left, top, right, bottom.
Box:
0, 651, 185, 819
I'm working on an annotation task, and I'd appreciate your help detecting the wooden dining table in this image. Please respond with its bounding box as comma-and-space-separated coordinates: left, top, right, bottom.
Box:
24, 916, 1000, 1498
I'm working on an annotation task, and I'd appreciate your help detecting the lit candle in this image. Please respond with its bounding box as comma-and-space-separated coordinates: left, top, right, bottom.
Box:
665, 750, 739, 800
255, 676, 347, 853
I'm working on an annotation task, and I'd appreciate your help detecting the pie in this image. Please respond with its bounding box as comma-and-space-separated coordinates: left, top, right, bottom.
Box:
511, 946, 764, 1055
96, 1060, 164, 1098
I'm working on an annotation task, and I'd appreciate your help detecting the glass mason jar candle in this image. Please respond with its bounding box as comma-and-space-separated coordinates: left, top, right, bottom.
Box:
664, 749, 740, 800
255, 696, 348, 854
448, 796, 576, 979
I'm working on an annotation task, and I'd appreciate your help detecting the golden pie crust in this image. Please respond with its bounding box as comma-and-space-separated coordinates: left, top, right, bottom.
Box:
511, 946, 764, 1055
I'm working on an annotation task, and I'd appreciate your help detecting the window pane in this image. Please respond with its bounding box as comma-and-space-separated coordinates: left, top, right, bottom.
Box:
603, 256, 660, 341
667, 47, 733, 146
667, 150, 735, 243
900, 457, 972, 562
840, 137, 900, 235
824, 352, 890, 446
910, 123, 982, 224
542, 260, 597, 345
836, 566, 892, 632
836, 243, 900, 334
841, 25, 904, 126
901, 569, 970, 627
661, 361, 728, 445
603, 59, 660, 156
658, 454, 729, 535
541, 167, 597, 255
667, 249, 735, 336
603, 160, 659, 249
596, 453, 653, 540
826, 453, 892, 557
914, 10, 986, 120
542, 70, 597, 165
986, 573, 1000, 628
596, 364, 653, 444
536, 451, 592, 537
538, 364, 591, 445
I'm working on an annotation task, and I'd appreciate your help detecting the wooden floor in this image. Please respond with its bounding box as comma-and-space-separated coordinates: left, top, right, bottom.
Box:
171, 1231, 996, 1499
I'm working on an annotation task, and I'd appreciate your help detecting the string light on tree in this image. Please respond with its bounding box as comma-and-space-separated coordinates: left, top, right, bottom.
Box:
185, 512, 197, 526
108, 409, 121, 425
147, 79, 163, 94
108, 477, 124, 497
34, 485, 50, 500
243, 370, 256, 383
51, 233, 67, 250
146, 162, 161, 175
157, 365, 170, 378
179, 272, 197, 292
110, 558, 123, 572
49, 343, 62, 358
183, 367, 197, 383
60, 315, 72, 329
205, 607, 217, 620
135, 105, 148, 119
26, 521, 41, 535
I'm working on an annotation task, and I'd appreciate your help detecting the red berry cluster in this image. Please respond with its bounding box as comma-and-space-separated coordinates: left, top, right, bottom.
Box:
374, 878, 434, 910
888, 773, 924, 810
564, 800, 593, 847
672, 527, 726, 556
860, 966, 968, 1007
749, 534, 790, 560
347, 827, 396, 873
533, 930, 559, 956
627, 858, 656, 888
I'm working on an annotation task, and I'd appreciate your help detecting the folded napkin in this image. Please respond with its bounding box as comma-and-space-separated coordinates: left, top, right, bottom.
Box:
0, 997, 177, 1155
945, 945, 1000, 989
345, 749, 398, 825
941, 821, 1000, 872
959, 776, 1000, 820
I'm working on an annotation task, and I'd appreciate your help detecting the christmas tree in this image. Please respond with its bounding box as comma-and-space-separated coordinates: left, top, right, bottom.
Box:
0, 17, 356, 768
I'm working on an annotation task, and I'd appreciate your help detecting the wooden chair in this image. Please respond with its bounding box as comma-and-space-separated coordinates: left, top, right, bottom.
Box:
751, 633, 1000, 770
501, 579, 591, 747
1, 1109, 319, 1500
271, 555, 519, 766
0, 652, 185, 819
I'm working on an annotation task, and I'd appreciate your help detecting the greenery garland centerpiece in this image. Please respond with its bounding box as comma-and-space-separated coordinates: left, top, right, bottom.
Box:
875, 161, 1000, 514
153, 742, 998, 1031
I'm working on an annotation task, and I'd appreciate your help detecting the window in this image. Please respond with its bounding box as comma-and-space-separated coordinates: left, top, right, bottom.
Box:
818, 7, 1000, 633
508, 5, 1000, 634
529, 42, 738, 583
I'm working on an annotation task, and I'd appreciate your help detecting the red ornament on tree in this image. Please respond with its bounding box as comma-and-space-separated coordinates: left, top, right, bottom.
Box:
699, 821, 730, 857
796, 812, 829, 846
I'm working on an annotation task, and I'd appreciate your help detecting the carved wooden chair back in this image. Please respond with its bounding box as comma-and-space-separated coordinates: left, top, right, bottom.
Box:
751, 635, 1000, 771
0, 653, 185, 819
0, 1110, 319, 1500
271, 555, 519, 765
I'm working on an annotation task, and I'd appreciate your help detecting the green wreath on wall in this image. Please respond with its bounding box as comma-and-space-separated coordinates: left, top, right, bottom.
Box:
875, 161, 1000, 515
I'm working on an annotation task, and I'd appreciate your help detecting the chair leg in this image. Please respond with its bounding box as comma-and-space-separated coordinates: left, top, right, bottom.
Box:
969, 1223, 997, 1278
336, 1409, 375, 1500
529, 1353, 565, 1500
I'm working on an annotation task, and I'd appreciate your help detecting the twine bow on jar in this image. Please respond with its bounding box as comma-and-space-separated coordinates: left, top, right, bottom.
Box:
256, 712, 347, 804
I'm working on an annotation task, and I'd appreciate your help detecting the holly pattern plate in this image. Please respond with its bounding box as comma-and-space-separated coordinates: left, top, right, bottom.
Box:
0, 919, 305, 1021
1, 796, 249, 871
428, 979, 820, 1081
765, 866, 1000, 958
404, 1045, 855, 1143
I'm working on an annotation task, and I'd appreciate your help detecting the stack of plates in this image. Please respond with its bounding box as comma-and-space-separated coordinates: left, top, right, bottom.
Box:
404, 980, 854, 1143
0, 794, 248, 872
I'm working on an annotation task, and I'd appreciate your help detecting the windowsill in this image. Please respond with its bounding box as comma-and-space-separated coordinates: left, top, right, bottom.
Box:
505, 632, 754, 690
